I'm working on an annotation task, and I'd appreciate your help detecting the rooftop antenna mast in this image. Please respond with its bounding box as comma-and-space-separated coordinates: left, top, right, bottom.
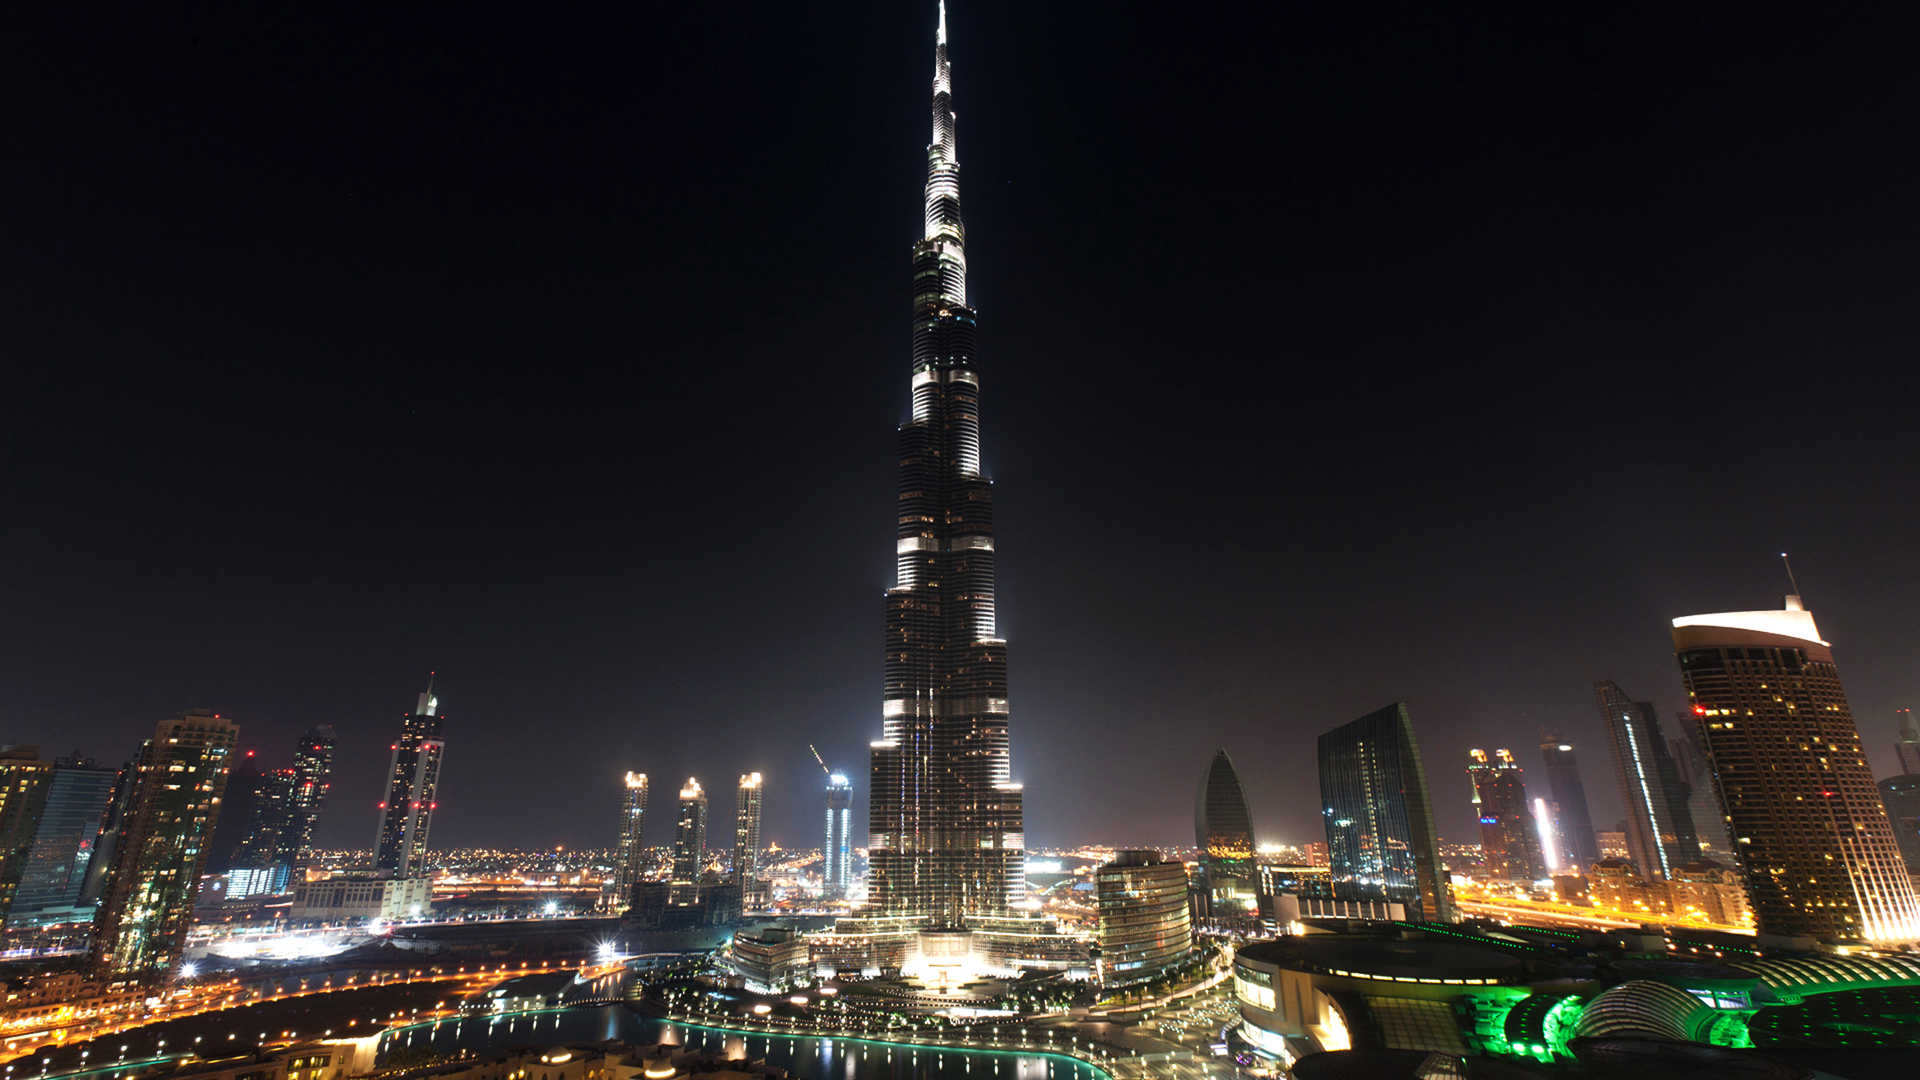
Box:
1781, 552, 1803, 598
807, 744, 831, 776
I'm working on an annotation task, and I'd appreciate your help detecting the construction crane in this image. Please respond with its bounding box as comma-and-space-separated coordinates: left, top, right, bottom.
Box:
808, 744, 831, 776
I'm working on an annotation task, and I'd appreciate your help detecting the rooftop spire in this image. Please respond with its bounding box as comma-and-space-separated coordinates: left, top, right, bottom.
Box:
937, 0, 947, 46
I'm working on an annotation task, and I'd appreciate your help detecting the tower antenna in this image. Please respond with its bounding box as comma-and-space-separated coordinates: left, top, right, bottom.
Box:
1781, 552, 1803, 597
807, 744, 831, 776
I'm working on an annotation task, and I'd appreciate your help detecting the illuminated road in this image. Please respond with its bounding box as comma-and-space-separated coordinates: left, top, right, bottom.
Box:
1455, 897, 1755, 935
0, 961, 604, 1065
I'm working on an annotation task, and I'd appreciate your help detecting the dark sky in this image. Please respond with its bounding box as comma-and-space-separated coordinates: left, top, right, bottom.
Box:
4, 2, 1917, 856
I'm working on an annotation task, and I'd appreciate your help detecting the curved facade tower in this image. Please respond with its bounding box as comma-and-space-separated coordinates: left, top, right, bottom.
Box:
866, 1, 1024, 928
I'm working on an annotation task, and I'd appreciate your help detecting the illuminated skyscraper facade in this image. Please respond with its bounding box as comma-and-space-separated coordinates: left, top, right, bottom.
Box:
736, 773, 765, 913
1593, 679, 1697, 881
735, 773, 763, 883
1318, 703, 1455, 922
89, 710, 238, 981
286, 724, 335, 863
616, 772, 648, 907
374, 683, 445, 876
1674, 597, 1920, 943
672, 779, 707, 885
1194, 749, 1257, 920
865, 1, 1023, 928
1538, 734, 1601, 871
1466, 749, 1545, 882
824, 772, 853, 899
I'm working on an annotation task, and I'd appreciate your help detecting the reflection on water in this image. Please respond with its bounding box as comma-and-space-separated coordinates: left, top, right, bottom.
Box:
377, 1005, 1103, 1080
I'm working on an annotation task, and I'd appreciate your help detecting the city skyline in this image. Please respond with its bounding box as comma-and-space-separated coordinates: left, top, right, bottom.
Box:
6, 2, 1920, 853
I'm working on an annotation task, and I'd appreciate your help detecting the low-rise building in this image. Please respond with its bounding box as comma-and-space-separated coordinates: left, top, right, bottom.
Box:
730, 925, 808, 993
291, 874, 431, 923
1667, 860, 1752, 926
1586, 859, 1669, 917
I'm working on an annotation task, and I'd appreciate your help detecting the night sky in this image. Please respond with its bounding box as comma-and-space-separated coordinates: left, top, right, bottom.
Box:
5, 2, 1917, 856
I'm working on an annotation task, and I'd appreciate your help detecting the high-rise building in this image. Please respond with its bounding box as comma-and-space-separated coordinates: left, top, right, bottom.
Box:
1466, 749, 1545, 883
374, 681, 446, 876
78, 757, 137, 908
204, 750, 261, 874
672, 779, 707, 885
11, 752, 118, 923
1875, 775, 1920, 878
1668, 726, 1734, 859
1318, 703, 1455, 922
735, 773, 764, 913
1896, 709, 1920, 776
1194, 749, 1258, 921
0, 748, 54, 927
1538, 734, 1601, 871
286, 725, 335, 864
616, 772, 648, 908
735, 773, 763, 883
864, 0, 1025, 930
235, 768, 295, 874
1593, 679, 1698, 881
1673, 595, 1920, 943
824, 772, 853, 899
218, 726, 336, 885
89, 710, 238, 981
1095, 850, 1192, 987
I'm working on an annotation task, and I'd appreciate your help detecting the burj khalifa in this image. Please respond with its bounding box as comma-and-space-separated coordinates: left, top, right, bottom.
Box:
828, 4, 1084, 980
867, 0, 1023, 926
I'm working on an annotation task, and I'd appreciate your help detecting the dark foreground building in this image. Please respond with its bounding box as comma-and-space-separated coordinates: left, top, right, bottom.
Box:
1673, 596, 1920, 943
1318, 703, 1455, 922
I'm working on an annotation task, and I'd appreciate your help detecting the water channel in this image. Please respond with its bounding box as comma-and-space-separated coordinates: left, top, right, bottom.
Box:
376, 1005, 1110, 1080
31, 985, 1108, 1080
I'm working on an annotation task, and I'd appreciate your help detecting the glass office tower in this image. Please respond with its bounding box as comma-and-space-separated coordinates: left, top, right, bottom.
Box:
1194, 749, 1257, 920
0, 748, 53, 926
1538, 734, 1601, 871
1467, 749, 1545, 883
1593, 679, 1698, 881
11, 753, 117, 922
824, 773, 853, 899
1674, 596, 1920, 943
1318, 703, 1455, 922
